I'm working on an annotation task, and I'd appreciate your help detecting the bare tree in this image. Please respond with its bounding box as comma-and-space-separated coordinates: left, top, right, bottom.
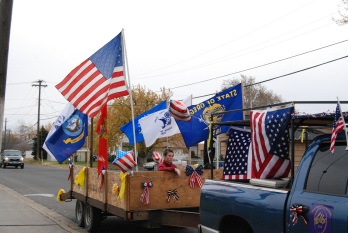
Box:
333, 0, 348, 25
222, 74, 283, 109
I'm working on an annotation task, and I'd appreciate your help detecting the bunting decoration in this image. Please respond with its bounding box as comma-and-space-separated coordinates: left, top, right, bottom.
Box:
167, 189, 180, 202
140, 181, 153, 204
185, 165, 204, 188
290, 204, 308, 225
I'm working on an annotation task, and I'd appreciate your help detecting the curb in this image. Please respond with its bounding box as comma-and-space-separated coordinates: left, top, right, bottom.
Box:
0, 183, 83, 233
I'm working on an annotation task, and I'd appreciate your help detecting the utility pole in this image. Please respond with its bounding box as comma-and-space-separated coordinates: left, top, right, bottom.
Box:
2, 118, 7, 150
0, 0, 13, 152
32, 80, 47, 162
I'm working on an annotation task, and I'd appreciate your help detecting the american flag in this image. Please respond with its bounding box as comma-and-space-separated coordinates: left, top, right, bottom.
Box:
56, 31, 129, 118
250, 106, 293, 179
222, 127, 254, 180
330, 102, 345, 153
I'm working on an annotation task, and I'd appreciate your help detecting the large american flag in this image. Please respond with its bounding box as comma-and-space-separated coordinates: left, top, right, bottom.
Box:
330, 102, 345, 153
56, 31, 129, 118
222, 127, 254, 180
250, 106, 293, 179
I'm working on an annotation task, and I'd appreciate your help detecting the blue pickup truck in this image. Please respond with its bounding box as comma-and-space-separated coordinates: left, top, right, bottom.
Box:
199, 133, 348, 233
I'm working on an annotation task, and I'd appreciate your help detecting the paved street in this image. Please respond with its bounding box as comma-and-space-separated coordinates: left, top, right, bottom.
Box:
0, 164, 198, 233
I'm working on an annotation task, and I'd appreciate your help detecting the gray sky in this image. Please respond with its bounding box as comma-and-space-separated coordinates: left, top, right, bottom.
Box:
4, 0, 348, 130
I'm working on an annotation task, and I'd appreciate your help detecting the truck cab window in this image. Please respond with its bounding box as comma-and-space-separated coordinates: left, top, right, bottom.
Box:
305, 143, 348, 196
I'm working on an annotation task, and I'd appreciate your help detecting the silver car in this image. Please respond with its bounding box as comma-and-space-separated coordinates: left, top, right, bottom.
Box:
1, 149, 24, 169
143, 158, 184, 170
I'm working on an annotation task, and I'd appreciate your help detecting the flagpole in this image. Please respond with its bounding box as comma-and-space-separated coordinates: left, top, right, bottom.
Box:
188, 94, 192, 166
122, 29, 138, 171
337, 97, 348, 150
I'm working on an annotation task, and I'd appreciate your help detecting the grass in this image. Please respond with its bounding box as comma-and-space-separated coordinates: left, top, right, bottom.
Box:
24, 158, 120, 171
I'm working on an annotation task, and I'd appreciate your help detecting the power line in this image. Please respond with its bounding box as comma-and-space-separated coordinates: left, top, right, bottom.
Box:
191, 54, 348, 100
132, 0, 318, 78
168, 39, 348, 90
246, 55, 348, 87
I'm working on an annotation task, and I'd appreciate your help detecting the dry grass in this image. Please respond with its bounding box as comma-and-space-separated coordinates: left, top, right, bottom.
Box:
24, 158, 120, 171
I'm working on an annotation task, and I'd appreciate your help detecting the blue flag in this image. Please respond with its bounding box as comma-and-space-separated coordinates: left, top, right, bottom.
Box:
45, 109, 88, 163
176, 84, 243, 147
120, 100, 167, 145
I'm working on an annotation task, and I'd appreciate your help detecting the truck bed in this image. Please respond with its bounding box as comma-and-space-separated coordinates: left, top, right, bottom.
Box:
200, 179, 290, 233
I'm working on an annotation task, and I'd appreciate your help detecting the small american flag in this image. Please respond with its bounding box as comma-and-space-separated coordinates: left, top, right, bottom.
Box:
330, 102, 345, 153
222, 127, 254, 180
250, 106, 293, 179
56, 31, 129, 118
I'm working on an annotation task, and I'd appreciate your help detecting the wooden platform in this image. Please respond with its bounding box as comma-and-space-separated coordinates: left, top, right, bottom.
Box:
71, 165, 223, 212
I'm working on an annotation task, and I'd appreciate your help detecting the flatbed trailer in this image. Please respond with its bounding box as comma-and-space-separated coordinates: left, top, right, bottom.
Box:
59, 165, 222, 231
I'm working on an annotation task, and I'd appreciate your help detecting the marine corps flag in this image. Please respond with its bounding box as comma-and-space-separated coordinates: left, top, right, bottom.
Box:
45, 109, 88, 163
96, 104, 108, 175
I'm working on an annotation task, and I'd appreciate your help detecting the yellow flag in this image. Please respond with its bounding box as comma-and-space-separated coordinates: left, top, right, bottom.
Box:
75, 167, 86, 188
56, 189, 65, 202
118, 172, 127, 200
207, 123, 212, 148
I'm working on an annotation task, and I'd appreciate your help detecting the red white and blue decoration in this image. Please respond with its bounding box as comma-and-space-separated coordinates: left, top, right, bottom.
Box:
112, 150, 137, 173
167, 189, 180, 202
185, 165, 204, 188
169, 100, 191, 122
290, 204, 308, 226
140, 181, 153, 204
99, 167, 106, 190
68, 158, 74, 181
152, 151, 162, 163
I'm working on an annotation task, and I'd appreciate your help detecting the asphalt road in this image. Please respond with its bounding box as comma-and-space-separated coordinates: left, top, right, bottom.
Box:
0, 164, 198, 233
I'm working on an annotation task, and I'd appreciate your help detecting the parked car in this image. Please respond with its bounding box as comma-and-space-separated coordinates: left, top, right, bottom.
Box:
143, 161, 156, 170
0, 149, 24, 169
143, 158, 184, 170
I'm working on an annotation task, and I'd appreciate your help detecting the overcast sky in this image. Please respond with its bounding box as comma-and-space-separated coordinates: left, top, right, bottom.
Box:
4, 0, 348, 130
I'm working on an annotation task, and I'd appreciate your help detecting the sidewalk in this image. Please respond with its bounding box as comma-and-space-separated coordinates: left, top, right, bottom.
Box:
0, 183, 84, 233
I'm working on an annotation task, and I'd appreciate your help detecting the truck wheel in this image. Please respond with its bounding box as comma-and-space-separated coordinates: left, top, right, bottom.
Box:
75, 200, 85, 227
21, 164, 24, 169
84, 204, 102, 232
3, 164, 6, 169
221, 217, 253, 233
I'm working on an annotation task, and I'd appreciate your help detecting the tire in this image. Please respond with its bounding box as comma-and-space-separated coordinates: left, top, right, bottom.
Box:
15, 166, 18, 169
75, 200, 85, 227
84, 204, 102, 232
221, 217, 253, 233
21, 164, 24, 169
3, 164, 6, 169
